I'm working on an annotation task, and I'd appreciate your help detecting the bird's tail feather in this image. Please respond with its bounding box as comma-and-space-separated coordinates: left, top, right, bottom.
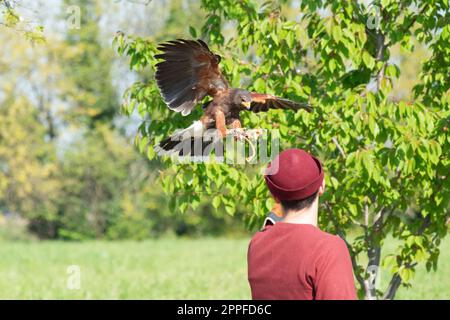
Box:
154, 121, 223, 159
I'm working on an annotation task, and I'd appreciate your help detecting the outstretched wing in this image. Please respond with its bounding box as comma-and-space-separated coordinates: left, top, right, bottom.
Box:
155, 39, 229, 116
249, 93, 312, 113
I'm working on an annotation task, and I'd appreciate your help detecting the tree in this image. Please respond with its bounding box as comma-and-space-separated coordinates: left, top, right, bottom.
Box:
117, 0, 449, 299
0, 94, 60, 238
56, 124, 149, 240
1, 0, 241, 240
62, 0, 119, 127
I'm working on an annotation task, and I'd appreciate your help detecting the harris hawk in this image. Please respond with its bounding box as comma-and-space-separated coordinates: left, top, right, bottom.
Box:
153, 39, 311, 157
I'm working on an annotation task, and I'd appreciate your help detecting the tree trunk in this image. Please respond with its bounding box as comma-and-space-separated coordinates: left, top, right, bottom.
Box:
364, 246, 381, 299
383, 274, 402, 300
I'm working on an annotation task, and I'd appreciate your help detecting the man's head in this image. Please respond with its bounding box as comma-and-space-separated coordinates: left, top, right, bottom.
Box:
264, 148, 325, 216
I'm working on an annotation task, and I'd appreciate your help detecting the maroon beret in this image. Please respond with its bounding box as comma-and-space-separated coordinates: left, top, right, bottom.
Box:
264, 148, 324, 201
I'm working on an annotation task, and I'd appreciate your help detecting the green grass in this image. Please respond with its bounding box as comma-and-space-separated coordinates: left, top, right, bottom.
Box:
0, 237, 448, 299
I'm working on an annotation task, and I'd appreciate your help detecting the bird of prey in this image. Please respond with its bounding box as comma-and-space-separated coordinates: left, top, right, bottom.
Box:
153, 39, 311, 156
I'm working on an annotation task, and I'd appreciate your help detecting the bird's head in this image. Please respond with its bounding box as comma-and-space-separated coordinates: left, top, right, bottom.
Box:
232, 89, 252, 110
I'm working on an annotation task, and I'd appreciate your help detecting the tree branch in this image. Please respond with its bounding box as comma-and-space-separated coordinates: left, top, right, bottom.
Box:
332, 136, 347, 158
373, 206, 388, 232
364, 203, 370, 226
382, 273, 401, 300
363, 202, 381, 299
385, 4, 430, 47
382, 262, 417, 300
381, 213, 431, 300
365, 244, 381, 299
375, 31, 386, 91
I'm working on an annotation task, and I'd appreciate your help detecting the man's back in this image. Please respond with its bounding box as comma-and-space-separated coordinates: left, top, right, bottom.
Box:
247, 222, 357, 300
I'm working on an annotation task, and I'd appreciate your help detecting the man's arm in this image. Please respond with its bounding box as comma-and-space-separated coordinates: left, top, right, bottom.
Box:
313, 236, 357, 300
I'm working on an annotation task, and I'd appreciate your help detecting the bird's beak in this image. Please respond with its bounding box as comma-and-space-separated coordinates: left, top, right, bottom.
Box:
242, 101, 251, 109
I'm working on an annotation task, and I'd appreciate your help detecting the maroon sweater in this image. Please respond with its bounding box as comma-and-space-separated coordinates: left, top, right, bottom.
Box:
247, 223, 357, 300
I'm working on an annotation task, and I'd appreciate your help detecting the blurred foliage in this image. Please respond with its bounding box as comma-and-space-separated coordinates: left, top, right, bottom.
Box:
117, 0, 449, 299
55, 125, 149, 240
0, 214, 36, 241
0, 0, 45, 43
0, 95, 59, 222
0, 0, 249, 241
62, 0, 119, 127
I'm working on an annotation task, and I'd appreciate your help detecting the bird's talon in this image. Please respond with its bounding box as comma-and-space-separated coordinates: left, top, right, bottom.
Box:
227, 128, 248, 141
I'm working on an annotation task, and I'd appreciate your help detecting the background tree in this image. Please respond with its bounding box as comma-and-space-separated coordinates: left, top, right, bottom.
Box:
117, 0, 449, 299
56, 125, 150, 240
62, 0, 118, 127
1, 0, 247, 240
0, 94, 60, 238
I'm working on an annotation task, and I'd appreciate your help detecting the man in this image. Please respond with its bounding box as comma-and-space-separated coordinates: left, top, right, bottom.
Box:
247, 148, 357, 300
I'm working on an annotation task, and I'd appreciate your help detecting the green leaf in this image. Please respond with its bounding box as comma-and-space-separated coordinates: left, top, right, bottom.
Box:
331, 25, 343, 43
212, 196, 221, 209
385, 64, 400, 78
225, 204, 236, 216
189, 26, 197, 38
382, 255, 397, 269
399, 267, 414, 283
265, 198, 273, 212
253, 77, 266, 91
330, 176, 340, 189
329, 59, 337, 73
362, 51, 375, 69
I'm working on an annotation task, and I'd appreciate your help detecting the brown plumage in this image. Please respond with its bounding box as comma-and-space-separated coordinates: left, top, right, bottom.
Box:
154, 39, 312, 156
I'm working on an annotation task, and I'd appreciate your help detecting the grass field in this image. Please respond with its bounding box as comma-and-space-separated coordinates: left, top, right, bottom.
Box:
0, 237, 448, 299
